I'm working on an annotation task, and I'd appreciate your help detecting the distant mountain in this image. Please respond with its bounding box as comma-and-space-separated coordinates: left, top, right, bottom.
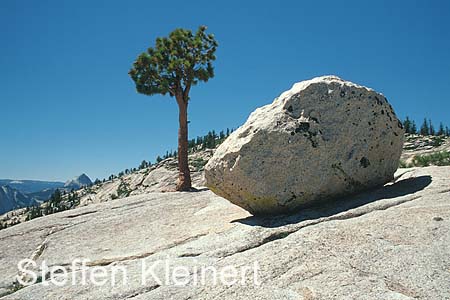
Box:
0, 179, 64, 194
64, 174, 92, 190
0, 186, 38, 215
0, 174, 91, 216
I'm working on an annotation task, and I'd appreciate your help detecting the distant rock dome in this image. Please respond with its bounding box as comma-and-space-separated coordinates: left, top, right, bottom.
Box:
64, 173, 92, 189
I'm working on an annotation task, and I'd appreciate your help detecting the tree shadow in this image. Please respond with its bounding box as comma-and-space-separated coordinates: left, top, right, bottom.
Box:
232, 175, 432, 228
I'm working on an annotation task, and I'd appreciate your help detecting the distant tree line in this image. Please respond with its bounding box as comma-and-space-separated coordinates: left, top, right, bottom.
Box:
102, 128, 234, 183
403, 117, 449, 136
25, 189, 80, 221
155, 128, 234, 162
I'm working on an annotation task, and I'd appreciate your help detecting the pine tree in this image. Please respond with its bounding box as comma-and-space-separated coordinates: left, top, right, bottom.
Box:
139, 160, 148, 169
52, 189, 62, 203
188, 139, 196, 149
438, 122, 445, 136
47, 189, 63, 213
196, 136, 203, 146
446, 126, 450, 136
420, 118, 429, 135
29, 205, 42, 220
411, 120, 417, 134
205, 131, 215, 148
402, 117, 412, 134
129, 26, 218, 191
429, 119, 435, 135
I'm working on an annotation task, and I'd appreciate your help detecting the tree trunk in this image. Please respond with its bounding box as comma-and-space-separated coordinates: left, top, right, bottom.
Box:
176, 98, 192, 191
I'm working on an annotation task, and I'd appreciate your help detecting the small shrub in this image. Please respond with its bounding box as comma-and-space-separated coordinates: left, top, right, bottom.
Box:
411, 151, 450, 167
430, 136, 444, 147
117, 181, 130, 198
191, 158, 207, 172
398, 160, 410, 168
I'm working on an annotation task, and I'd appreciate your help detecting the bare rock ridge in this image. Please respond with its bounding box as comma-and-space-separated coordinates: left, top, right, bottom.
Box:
206, 76, 404, 215
0, 167, 448, 299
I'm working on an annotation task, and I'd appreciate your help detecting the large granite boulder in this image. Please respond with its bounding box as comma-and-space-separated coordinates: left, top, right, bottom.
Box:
205, 76, 404, 215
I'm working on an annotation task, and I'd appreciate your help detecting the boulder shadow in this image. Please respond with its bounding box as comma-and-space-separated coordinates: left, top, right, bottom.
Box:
233, 175, 432, 228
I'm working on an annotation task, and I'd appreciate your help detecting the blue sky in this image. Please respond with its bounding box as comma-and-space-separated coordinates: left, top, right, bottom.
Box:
1, 0, 449, 181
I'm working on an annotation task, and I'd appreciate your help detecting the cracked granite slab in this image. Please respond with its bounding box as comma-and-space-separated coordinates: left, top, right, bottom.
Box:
0, 167, 449, 299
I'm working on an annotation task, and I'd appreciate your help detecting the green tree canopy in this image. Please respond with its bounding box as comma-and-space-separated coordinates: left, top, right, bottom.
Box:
129, 26, 217, 100
420, 118, 430, 135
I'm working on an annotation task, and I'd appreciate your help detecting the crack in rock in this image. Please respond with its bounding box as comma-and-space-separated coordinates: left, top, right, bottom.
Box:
123, 284, 161, 299
384, 278, 420, 298
218, 195, 422, 258
178, 252, 202, 258
0, 223, 71, 242
111, 200, 148, 210
392, 170, 414, 183
86, 233, 209, 267
438, 188, 450, 194
3, 231, 209, 298
329, 195, 422, 221
64, 211, 98, 219
7, 223, 87, 296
